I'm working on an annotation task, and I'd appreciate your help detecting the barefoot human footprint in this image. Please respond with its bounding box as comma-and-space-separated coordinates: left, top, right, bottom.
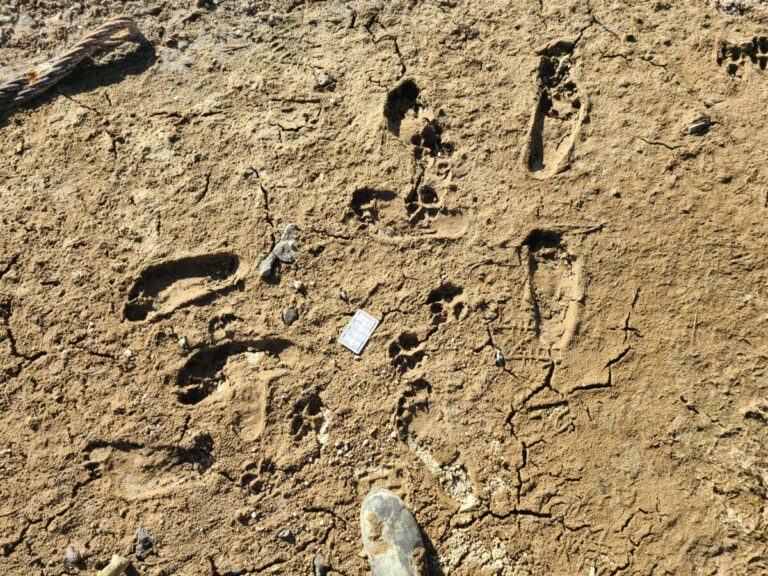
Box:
124, 252, 244, 322
521, 40, 589, 179
174, 338, 295, 444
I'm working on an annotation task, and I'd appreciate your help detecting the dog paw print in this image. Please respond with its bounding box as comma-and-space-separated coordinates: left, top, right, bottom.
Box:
240, 458, 276, 495
347, 187, 399, 224
404, 183, 443, 226
388, 331, 426, 372
384, 79, 451, 159
290, 391, 326, 442
426, 282, 465, 326
394, 377, 431, 438
717, 36, 768, 76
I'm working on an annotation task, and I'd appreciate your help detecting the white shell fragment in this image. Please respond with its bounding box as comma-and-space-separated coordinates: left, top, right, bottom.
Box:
339, 310, 379, 355
96, 554, 130, 576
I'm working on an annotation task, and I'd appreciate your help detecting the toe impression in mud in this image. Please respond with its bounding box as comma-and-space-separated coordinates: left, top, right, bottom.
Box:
124, 252, 244, 322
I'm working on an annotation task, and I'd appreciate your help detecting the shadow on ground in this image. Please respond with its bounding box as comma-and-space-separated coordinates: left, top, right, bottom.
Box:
0, 35, 156, 129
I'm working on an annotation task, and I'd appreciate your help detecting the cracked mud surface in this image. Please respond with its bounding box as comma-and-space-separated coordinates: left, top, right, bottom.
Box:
2, 0, 768, 574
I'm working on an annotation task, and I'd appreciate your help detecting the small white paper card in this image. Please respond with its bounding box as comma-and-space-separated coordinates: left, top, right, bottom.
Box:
339, 309, 379, 355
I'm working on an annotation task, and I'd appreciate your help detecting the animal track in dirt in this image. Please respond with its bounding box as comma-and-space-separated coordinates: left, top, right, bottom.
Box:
347, 187, 399, 224
384, 79, 450, 159
426, 281, 466, 326
388, 331, 426, 372
404, 182, 443, 226
388, 282, 466, 372
354, 79, 467, 241
175, 338, 293, 409
238, 386, 328, 488
521, 41, 588, 179
394, 377, 432, 437
384, 79, 420, 133
240, 457, 276, 495
124, 252, 243, 322
347, 177, 466, 238
716, 36, 768, 76
290, 390, 326, 442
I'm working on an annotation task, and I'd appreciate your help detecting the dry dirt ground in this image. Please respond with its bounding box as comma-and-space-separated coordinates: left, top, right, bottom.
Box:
2, 0, 768, 574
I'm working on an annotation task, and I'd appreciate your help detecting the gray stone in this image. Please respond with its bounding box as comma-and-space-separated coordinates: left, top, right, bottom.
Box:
135, 526, 152, 559
257, 252, 276, 278
314, 554, 328, 576
282, 308, 299, 326
64, 545, 81, 570
281, 223, 299, 242
272, 239, 299, 263
258, 224, 299, 280
687, 118, 710, 136
277, 528, 293, 541
313, 68, 335, 90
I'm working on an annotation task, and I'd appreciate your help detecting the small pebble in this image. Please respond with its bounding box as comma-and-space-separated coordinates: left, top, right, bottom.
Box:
281, 223, 299, 242
135, 526, 152, 560
293, 280, 304, 292
259, 225, 300, 279
495, 348, 506, 368
63, 545, 81, 570
257, 252, 276, 278
314, 554, 329, 576
282, 308, 299, 326
272, 239, 299, 263
277, 528, 293, 541
312, 68, 335, 91
340, 289, 349, 303
687, 118, 710, 136
178, 337, 188, 349
123, 348, 133, 359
